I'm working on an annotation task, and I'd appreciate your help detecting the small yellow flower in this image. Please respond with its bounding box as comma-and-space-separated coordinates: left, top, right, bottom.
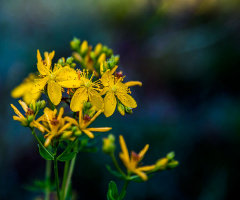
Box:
33, 107, 72, 147
31, 50, 79, 105
11, 100, 35, 126
119, 135, 156, 181
101, 66, 137, 117
11, 73, 41, 104
70, 69, 104, 112
65, 104, 111, 138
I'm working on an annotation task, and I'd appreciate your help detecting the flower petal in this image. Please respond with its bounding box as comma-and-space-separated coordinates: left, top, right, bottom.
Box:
18, 100, 28, 112
70, 87, 88, 112
10, 104, 24, 118
11, 82, 31, 98
82, 129, 94, 138
104, 92, 116, 117
138, 144, 149, 159
37, 50, 49, 75
86, 127, 112, 132
119, 135, 130, 163
64, 116, 79, 126
125, 81, 142, 87
56, 67, 80, 88
116, 93, 137, 108
47, 80, 62, 105
31, 76, 50, 94
134, 169, 148, 181
88, 89, 104, 111
137, 165, 155, 172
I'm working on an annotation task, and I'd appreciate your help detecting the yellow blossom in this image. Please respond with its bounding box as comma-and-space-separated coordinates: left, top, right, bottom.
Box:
11, 73, 41, 104
70, 69, 104, 112
11, 100, 35, 126
65, 104, 111, 138
101, 66, 137, 117
31, 50, 79, 105
119, 135, 156, 181
33, 107, 72, 147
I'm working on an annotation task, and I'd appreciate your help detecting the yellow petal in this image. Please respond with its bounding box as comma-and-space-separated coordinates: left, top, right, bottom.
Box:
138, 144, 149, 158
64, 116, 79, 126
11, 82, 31, 98
23, 91, 41, 105
37, 50, 49, 75
137, 165, 156, 172
116, 93, 137, 108
101, 70, 115, 87
32, 121, 49, 133
134, 169, 148, 181
47, 80, 62, 105
82, 129, 94, 138
88, 89, 104, 111
31, 76, 50, 94
119, 135, 130, 163
104, 92, 116, 117
18, 100, 28, 112
44, 51, 55, 69
97, 53, 106, 64
57, 107, 64, 121
70, 87, 88, 112
44, 134, 54, 147
13, 116, 22, 122
56, 67, 80, 88
58, 123, 72, 135
125, 81, 142, 87
86, 127, 112, 132
10, 104, 24, 118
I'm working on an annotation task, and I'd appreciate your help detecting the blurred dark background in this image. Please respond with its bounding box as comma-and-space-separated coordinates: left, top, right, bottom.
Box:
1, 0, 240, 199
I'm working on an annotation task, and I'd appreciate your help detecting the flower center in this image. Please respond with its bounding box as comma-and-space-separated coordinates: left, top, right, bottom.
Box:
112, 85, 117, 92
50, 117, 59, 126
50, 73, 56, 80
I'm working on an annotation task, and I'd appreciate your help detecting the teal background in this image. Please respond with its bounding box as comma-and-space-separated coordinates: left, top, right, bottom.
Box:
1, 0, 240, 199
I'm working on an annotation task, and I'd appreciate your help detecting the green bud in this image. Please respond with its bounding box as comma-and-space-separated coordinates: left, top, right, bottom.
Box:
71, 126, 78, 132
125, 107, 132, 114
90, 51, 96, 59
61, 131, 73, 139
58, 58, 64, 65
155, 157, 168, 171
40, 100, 46, 109
66, 57, 74, 64
114, 55, 120, 64
166, 151, 175, 161
102, 134, 116, 155
70, 63, 76, 68
117, 101, 125, 116
70, 37, 81, 51
74, 130, 82, 136
84, 101, 92, 109
21, 118, 28, 127
36, 101, 41, 111
167, 160, 179, 169
27, 115, 34, 123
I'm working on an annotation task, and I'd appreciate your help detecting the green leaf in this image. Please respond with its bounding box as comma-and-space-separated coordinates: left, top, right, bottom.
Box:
106, 165, 125, 180
38, 145, 53, 160
129, 174, 154, 183
58, 151, 78, 162
107, 181, 119, 200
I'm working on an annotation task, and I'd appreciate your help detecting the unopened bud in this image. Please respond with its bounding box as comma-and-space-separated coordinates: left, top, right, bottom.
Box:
66, 57, 74, 64
27, 115, 34, 123
97, 53, 106, 64
58, 58, 64, 65
74, 130, 82, 136
166, 151, 175, 161
102, 134, 116, 155
20, 118, 28, 127
155, 157, 168, 171
80, 40, 88, 54
125, 107, 132, 114
70, 63, 76, 68
94, 43, 102, 56
40, 100, 46, 109
61, 131, 73, 139
70, 37, 81, 51
117, 102, 125, 116
167, 160, 179, 169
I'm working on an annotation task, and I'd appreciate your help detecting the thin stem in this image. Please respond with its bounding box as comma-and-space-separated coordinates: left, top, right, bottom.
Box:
63, 140, 78, 200
53, 146, 61, 200
31, 128, 54, 160
58, 137, 78, 159
61, 160, 70, 200
44, 160, 51, 200
119, 180, 129, 200
110, 153, 127, 179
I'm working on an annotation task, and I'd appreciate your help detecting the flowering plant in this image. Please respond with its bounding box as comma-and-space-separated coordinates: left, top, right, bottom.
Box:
11, 38, 178, 200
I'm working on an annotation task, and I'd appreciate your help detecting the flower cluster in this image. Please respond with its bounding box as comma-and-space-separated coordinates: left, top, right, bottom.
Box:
10, 38, 178, 200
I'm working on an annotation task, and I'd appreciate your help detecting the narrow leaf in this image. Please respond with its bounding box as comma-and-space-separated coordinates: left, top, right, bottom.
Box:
38, 144, 53, 160
58, 151, 78, 162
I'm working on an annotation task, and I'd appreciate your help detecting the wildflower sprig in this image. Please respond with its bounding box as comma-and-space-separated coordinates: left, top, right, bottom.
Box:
10, 38, 178, 200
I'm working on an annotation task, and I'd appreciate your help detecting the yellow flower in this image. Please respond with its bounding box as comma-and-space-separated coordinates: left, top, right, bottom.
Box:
65, 104, 111, 138
33, 107, 72, 147
31, 50, 79, 105
11, 100, 35, 126
119, 135, 156, 181
101, 66, 137, 117
70, 69, 104, 112
11, 73, 41, 104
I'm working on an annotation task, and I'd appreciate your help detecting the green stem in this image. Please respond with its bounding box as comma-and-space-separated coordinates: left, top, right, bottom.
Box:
31, 128, 54, 160
58, 138, 78, 159
110, 153, 127, 178
44, 160, 51, 200
61, 160, 70, 200
119, 181, 129, 200
54, 154, 61, 200
62, 140, 78, 200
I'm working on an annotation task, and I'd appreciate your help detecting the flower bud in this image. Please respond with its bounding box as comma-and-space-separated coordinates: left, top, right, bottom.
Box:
74, 130, 82, 136
117, 101, 125, 116
61, 131, 73, 139
66, 56, 74, 64
58, 58, 64, 65
20, 118, 28, 127
167, 160, 179, 169
70, 63, 76, 68
94, 43, 102, 56
27, 115, 34, 123
166, 151, 175, 161
80, 40, 88, 54
125, 107, 132, 114
155, 157, 168, 171
40, 100, 46, 109
70, 37, 81, 51
97, 53, 106, 64
102, 134, 116, 155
